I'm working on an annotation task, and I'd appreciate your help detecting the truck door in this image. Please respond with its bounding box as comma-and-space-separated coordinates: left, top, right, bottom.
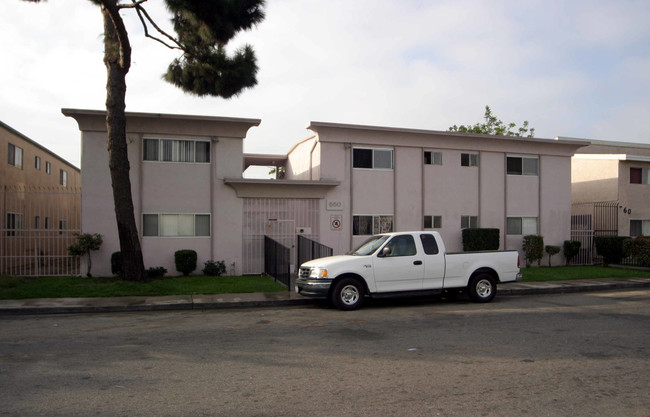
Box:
419, 233, 446, 289
373, 234, 424, 292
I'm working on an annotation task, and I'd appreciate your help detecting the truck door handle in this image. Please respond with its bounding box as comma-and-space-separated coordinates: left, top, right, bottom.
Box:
413, 260, 423, 265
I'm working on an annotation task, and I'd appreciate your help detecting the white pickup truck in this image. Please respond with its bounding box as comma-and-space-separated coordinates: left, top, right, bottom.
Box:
296, 231, 521, 310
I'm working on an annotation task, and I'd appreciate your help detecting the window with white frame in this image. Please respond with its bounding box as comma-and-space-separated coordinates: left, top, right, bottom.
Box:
424, 151, 442, 165
6, 213, 24, 236
630, 220, 650, 237
44, 217, 50, 229
507, 155, 539, 176
45, 161, 51, 174
424, 215, 442, 229
143, 138, 211, 163
630, 167, 650, 185
353, 148, 393, 169
7, 143, 23, 169
461, 215, 478, 229
58, 219, 67, 235
34, 216, 40, 229
353, 215, 393, 235
461, 153, 478, 167
507, 217, 538, 235
143, 213, 211, 237
35, 156, 41, 170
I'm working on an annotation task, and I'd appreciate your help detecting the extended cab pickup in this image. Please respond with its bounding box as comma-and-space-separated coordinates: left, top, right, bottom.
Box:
296, 231, 521, 310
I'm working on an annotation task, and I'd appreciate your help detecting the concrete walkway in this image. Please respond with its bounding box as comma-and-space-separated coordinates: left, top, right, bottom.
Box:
1, 277, 649, 315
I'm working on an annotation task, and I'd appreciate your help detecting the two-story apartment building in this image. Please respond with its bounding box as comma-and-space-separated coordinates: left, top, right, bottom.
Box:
66, 109, 586, 276
1, 120, 81, 275
569, 139, 650, 237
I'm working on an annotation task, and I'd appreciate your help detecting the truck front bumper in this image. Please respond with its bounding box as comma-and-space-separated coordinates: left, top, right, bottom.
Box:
295, 277, 333, 298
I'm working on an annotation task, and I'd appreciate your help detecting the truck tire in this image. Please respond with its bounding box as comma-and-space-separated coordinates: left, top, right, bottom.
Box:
468, 273, 497, 303
331, 277, 365, 311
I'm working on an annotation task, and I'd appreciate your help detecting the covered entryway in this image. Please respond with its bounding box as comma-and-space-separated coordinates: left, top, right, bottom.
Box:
242, 198, 320, 274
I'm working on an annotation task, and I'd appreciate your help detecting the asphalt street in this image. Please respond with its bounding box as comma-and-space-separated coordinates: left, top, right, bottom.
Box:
1, 289, 649, 416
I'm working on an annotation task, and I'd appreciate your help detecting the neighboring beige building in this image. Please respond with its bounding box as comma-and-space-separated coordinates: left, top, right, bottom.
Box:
569, 139, 650, 237
66, 108, 587, 275
1, 120, 81, 276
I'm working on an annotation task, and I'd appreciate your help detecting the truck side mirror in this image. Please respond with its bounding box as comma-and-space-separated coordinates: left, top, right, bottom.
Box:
379, 246, 392, 257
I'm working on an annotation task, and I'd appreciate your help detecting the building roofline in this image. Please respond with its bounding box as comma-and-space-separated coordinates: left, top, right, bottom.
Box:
61, 108, 261, 126
0, 119, 80, 172
308, 121, 588, 146
559, 137, 650, 150
573, 153, 650, 163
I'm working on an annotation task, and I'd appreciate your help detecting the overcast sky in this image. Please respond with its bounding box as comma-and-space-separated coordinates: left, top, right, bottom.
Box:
2, 0, 650, 169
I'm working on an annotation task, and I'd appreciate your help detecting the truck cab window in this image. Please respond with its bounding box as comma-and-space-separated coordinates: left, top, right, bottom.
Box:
419, 234, 439, 255
383, 235, 417, 257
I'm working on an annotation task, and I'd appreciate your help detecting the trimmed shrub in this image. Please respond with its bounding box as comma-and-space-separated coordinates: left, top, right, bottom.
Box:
175, 250, 197, 276
623, 237, 650, 267
594, 236, 629, 265
462, 228, 500, 251
203, 260, 226, 276
545, 245, 561, 267
563, 240, 582, 266
111, 251, 123, 277
146, 266, 167, 279
523, 235, 544, 267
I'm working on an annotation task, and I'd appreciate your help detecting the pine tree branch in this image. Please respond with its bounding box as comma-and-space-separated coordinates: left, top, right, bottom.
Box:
132, 1, 184, 51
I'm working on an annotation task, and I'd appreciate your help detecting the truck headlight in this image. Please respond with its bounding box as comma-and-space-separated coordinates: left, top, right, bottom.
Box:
309, 267, 328, 279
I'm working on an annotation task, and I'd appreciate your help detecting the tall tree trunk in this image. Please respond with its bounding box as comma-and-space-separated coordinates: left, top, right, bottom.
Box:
101, 1, 146, 282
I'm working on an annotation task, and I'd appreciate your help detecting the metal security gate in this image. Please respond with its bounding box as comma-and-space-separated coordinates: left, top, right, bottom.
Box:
242, 198, 320, 274
1, 186, 81, 276
570, 202, 619, 265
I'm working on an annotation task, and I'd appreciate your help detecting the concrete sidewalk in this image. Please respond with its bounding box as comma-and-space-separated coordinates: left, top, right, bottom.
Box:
1, 277, 649, 315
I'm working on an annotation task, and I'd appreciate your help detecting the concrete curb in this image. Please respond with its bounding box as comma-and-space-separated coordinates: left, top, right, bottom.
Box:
1, 277, 648, 315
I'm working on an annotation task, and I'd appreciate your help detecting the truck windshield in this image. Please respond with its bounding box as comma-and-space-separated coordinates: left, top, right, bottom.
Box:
349, 235, 390, 256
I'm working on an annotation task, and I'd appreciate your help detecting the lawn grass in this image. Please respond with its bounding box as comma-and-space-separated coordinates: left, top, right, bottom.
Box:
521, 265, 650, 282
0, 275, 286, 300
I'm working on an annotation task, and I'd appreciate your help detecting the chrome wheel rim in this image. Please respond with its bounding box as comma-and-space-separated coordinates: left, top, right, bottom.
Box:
340, 285, 360, 305
476, 279, 493, 298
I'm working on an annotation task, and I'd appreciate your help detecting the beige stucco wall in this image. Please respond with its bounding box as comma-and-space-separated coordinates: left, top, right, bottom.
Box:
618, 160, 650, 236
286, 137, 316, 180
571, 158, 619, 203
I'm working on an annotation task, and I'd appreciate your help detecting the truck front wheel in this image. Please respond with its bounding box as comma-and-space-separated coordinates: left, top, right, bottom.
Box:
468, 274, 497, 303
331, 277, 365, 311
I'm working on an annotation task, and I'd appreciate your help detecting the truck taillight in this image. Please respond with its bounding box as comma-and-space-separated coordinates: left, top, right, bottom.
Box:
517, 255, 521, 268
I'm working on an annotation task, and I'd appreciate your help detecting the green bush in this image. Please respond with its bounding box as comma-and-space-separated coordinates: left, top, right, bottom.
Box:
67, 233, 103, 277
545, 245, 561, 267
111, 252, 122, 277
146, 266, 167, 279
523, 235, 544, 267
203, 260, 226, 276
623, 237, 650, 267
462, 228, 500, 251
594, 236, 629, 265
175, 250, 197, 276
563, 240, 582, 266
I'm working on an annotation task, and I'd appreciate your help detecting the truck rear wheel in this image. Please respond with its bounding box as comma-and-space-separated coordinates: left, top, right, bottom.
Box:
468, 273, 497, 303
331, 277, 365, 311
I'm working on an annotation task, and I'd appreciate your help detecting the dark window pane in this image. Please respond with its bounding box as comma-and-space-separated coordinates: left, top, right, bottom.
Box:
195, 141, 210, 163
630, 167, 642, 184
420, 234, 439, 255
507, 157, 522, 175
353, 149, 373, 168
461, 153, 469, 166
424, 215, 432, 228
143, 139, 159, 161
424, 151, 432, 165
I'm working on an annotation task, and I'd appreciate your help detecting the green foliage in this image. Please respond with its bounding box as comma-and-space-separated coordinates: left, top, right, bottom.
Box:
146, 267, 168, 279
594, 236, 629, 265
449, 106, 535, 137
111, 252, 122, 277
522, 235, 544, 267
623, 237, 650, 267
545, 245, 561, 267
563, 240, 582, 266
175, 250, 198, 276
67, 233, 103, 277
163, 0, 265, 97
462, 228, 500, 251
203, 260, 227, 276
